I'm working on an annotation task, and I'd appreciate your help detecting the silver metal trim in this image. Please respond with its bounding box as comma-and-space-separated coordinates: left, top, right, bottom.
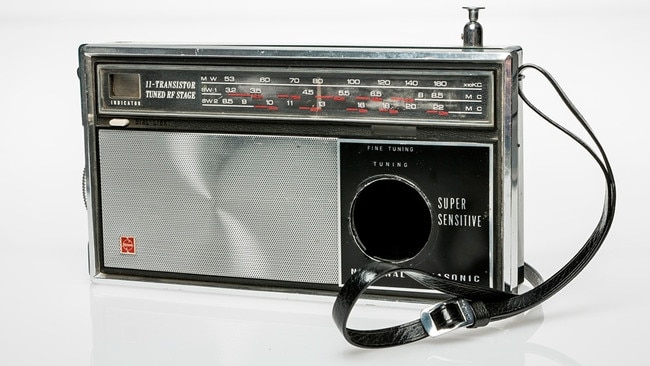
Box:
420, 299, 476, 337
80, 44, 521, 62
80, 49, 100, 280
499, 51, 523, 293
96, 64, 495, 128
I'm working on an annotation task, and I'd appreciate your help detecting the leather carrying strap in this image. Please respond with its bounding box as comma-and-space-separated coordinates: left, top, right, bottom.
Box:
333, 263, 542, 348
332, 64, 617, 348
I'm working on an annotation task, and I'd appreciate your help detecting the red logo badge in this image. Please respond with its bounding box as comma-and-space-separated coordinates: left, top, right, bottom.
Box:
120, 236, 136, 254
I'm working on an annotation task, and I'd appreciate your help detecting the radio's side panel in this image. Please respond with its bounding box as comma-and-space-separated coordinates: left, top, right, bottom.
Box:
503, 49, 524, 291
488, 48, 523, 293
79, 45, 102, 280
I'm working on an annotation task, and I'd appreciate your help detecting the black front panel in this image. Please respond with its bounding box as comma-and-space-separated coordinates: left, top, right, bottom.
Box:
340, 140, 493, 291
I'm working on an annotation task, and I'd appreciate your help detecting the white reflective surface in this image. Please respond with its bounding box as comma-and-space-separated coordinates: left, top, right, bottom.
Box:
1, 1, 648, 364
89, 284, 551, 366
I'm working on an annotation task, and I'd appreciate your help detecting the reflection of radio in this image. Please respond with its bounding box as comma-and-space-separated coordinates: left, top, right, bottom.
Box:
78, 8, 522, 298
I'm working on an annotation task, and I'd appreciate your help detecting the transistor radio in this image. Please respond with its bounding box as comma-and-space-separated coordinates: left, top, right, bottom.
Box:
79, 8, 523, 298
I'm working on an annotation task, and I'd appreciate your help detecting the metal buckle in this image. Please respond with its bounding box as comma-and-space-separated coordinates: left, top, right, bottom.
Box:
420, 298, 476, 338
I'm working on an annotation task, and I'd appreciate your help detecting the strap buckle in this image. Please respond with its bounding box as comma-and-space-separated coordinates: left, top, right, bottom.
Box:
420, 298, 476, 338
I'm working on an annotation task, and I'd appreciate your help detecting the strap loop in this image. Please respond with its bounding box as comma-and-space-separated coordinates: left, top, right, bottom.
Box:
468, 301, 490, 328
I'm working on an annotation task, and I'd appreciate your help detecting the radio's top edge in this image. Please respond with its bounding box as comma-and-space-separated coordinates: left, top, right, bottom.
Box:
79, 43, 521, 128
79, 44, 522, 61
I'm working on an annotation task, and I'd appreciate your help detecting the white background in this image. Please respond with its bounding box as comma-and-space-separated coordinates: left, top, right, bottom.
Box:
1, 1, 647, 365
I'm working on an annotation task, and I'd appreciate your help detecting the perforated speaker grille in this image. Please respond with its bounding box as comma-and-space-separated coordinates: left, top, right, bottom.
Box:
98, 130, 340, 285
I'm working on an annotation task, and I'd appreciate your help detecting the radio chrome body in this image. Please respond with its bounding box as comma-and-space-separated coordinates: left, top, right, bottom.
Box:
79, 44, 523, 298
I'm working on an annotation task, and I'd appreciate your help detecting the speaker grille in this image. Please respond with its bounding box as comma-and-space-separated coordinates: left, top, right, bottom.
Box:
98, 130, 340, 285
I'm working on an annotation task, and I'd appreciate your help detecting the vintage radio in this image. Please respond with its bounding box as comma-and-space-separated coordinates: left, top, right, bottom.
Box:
79, 11, 523, 298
